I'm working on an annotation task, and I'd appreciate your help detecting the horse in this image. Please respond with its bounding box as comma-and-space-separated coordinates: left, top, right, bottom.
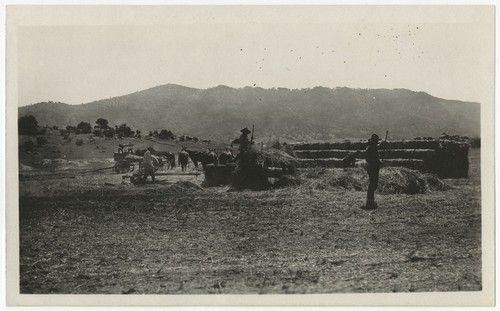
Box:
207, 149, 219, 167
185, 148, 218, 170
178, 147, 190, 172
219, 149, 234, 165
153, 151, 176, 169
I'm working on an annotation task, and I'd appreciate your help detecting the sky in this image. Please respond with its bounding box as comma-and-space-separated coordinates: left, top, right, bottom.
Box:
15, 6, 493, 106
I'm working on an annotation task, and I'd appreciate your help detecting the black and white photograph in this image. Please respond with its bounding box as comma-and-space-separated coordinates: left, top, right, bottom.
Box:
6, 5, 495, 306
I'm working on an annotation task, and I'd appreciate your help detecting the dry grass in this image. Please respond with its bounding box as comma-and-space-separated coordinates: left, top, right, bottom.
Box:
18, 149, 481, 294
297, 167, 447, 194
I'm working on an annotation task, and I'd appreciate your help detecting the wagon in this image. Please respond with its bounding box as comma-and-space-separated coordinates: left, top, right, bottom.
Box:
112, 144, 143, 173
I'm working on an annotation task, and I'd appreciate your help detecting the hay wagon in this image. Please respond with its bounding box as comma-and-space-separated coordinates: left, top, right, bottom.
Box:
113, 143, 137, 173
112, 144, 161, 173
203, 149, 298, 186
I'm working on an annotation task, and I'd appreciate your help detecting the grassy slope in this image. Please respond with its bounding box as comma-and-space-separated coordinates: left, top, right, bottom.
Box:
18, 129, 228, 167
18, 149, 481, 294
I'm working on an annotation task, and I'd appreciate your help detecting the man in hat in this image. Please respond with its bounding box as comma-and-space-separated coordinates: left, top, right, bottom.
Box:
142, 146, 155, 183
239, 127, 251, 154
364, 134, 383, 209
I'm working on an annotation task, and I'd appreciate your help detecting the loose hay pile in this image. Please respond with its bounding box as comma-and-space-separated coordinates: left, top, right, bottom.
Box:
255, 149, 298, 173
301, 167, 447, 194
230, 148, 299, 190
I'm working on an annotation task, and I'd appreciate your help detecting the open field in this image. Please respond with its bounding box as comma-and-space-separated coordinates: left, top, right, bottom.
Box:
18, 148, 481, 294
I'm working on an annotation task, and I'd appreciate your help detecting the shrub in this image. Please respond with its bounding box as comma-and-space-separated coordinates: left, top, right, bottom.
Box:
75, 139, 84, 146
21, 140, 35, 152
18, 115, 38, 136
77, 122, 92, 134
159, 129, 175, 140
103, 128, 115, 138
66, 125, 77, 134
36, 136, 47, 146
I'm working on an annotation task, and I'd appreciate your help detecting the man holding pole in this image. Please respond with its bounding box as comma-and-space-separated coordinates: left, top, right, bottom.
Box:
363, 133, 386, 210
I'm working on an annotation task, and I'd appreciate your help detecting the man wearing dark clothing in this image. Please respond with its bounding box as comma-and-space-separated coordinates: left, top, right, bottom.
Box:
365, 134, 383, 209
239, 127, 251, 154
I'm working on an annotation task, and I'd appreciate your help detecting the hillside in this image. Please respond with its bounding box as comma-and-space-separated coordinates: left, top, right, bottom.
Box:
19, 84, 480, 140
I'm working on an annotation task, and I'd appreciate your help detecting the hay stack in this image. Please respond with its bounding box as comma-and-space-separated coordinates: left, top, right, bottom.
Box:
292, 140, 440, 151
384, 140, 440, 150
255, 149, 298, 173
428, 140, 470, 178
291, 141, 367, 151
380, 149, 435, 160
230, 149, 298, 190
298, 158, 345, 168
295, 149, 354, 159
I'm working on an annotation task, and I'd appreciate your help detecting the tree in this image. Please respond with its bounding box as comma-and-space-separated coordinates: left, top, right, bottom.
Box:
159, 129, 175, 140
103, 127, 115, 138
18, 115, 38, 136
135, 130, 141, 138
115, 124, 133, 138
96, 118, 109, 129
77, 122, 92, 134
66, 125, 77, 134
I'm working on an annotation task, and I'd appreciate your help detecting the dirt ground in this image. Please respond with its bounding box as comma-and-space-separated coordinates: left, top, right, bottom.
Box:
18, 149, 481, 294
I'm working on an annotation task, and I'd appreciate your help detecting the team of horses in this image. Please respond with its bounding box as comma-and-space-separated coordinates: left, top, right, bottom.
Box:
178, 147, 234, 171
137, 146, 235, 172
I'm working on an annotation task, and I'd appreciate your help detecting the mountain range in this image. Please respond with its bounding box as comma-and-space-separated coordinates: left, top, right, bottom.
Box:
18, 84, 480, 141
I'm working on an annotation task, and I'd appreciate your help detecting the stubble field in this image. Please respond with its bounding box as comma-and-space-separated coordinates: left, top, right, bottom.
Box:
19, 149, 481, 294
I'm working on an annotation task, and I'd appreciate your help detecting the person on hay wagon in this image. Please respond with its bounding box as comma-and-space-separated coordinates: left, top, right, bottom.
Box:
239, 127, 251, 154
364, 134, 384, 210
142, 146, 156, 183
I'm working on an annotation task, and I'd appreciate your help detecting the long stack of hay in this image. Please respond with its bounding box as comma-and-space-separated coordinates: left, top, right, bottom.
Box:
427, 140, 470, 178
291, 138, 469, 178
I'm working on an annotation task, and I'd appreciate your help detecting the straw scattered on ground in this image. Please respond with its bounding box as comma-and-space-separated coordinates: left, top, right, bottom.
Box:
296, 167, 448, 194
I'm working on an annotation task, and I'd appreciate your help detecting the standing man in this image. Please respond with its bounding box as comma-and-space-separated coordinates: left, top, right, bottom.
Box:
239, 127, 251, 154
364, 134, 383, 210
143, 146, 155, 183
